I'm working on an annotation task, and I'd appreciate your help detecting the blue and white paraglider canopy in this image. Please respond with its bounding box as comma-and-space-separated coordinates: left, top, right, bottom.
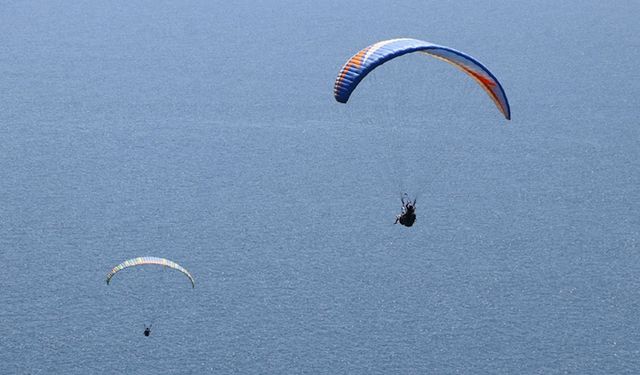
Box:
334, 38, 511, 120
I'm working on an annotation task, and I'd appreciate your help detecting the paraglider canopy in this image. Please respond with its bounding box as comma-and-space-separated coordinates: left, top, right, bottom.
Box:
334, 38, 511, 120
106, 257, 195, 288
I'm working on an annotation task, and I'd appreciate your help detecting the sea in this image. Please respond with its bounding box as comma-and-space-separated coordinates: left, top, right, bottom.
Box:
1, 1, 639, 373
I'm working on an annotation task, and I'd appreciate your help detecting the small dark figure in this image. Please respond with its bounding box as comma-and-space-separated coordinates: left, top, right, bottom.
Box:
144, 326, 151, 337
395, 194, 416, 227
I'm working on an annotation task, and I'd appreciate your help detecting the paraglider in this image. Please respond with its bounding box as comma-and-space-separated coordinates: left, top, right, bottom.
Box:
334, 38, 511, 120
334, 38, 511, 225
395, 193, 416, 227
106, 257, 195, 336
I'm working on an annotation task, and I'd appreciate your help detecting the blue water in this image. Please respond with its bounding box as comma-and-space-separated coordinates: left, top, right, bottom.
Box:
1, 1, 639, 373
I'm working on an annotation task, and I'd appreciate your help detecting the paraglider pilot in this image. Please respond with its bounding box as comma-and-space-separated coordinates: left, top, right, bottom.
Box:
395, 194, 416, 227
144, 325, 151, 337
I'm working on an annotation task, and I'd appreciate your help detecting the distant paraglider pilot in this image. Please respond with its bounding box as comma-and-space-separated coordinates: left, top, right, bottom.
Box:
395, 194, 416, 227
144, 325, 151, 337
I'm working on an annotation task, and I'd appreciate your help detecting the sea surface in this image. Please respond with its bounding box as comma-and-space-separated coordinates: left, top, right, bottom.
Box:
1, 1, 639, 373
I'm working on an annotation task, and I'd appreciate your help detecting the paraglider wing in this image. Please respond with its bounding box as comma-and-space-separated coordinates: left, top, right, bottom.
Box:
333, 38, 511, 120
106, 257, 195, 288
